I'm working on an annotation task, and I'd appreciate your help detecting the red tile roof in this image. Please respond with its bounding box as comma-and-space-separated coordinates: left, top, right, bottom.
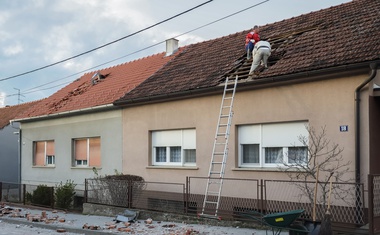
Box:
0, 101, 40, 129
114, 0, 380, 105
16, 51, 181, 119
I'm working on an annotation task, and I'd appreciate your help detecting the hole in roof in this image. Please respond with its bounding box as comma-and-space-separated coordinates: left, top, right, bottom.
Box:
224, 26, 320, 81
91, 72, 105, 85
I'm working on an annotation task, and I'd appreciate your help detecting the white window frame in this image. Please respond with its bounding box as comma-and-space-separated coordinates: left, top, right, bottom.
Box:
74, 138, 90, 167
152, 129, 196, 166
33, 140, 55, 167
73, 137, 101, 168
46, 155, 55, 166
75, 159, 88, 166
238, 122, 308, 168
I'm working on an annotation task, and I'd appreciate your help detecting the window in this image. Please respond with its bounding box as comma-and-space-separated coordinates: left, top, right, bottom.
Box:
46, 155, 55, 165
238, 122, 308, 167
73, 137, 101, 167
288, 146, 308, 164
33, 141, 55, 166
152, 129, 196, 166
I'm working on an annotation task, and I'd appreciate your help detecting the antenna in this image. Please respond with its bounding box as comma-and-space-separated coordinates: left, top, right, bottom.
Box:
14, 88, 25, 104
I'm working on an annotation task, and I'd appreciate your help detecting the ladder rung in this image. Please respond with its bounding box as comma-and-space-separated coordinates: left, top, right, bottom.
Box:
210, 171, 220, 175
208, 180, 222, 184
223, 97, 233, 100
212, 162, 223, 164
205, 201, 218, 204
220, 115, 229, 118
213, 152, 224, 155
206, 191, 219, 196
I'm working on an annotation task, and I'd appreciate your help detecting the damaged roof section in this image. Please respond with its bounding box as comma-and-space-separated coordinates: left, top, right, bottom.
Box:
15, 49, 183, 120
226, 25, 321, 79
114, 0, 380, 106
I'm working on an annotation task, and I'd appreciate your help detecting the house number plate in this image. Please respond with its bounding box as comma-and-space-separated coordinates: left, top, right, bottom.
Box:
340, 125, 348, 132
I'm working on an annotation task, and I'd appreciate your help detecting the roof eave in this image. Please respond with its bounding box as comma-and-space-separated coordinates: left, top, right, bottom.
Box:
114, 61, 379, 108
11, 103, 118, 123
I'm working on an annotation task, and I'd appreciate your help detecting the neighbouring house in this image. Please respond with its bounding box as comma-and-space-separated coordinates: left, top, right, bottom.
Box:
11, 40, 182, 191
112, 0, 380, 223
0, 102, 39, 185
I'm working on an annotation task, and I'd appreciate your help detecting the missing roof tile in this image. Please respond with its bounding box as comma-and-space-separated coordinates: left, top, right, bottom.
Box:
224, 26, 320, 80
91, 72, 106, 85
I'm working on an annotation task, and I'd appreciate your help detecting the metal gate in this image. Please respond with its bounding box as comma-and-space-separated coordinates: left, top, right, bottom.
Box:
368, 174, 380, 234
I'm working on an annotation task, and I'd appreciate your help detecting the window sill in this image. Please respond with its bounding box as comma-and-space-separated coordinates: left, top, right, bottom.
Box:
232, 167, 305, 172
146, 166, 199, 170
71, 167, 102, 170
32, 166, 55, 168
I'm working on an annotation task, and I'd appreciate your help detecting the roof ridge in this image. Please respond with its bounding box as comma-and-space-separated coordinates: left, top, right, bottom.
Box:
83, 51, 168, 76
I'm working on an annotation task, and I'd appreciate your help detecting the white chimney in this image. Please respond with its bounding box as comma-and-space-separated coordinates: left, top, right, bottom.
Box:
0, 92, 5, 107
166, 38, 179, 56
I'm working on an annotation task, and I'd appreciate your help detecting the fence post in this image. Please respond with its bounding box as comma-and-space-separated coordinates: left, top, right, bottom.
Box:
368, 174, 374, 235
260, 179, 264, 213
51, 186, 55, 209
84, 179, 88, 203
185, 177, 189, 215
127, 181, 133, 208
23, 184, 26, 205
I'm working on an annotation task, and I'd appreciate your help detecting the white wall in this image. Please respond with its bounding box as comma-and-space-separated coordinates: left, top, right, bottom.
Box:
20, 110, 123, 190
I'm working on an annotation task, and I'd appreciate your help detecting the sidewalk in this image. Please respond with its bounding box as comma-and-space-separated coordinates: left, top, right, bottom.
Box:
0, 203, 282, 235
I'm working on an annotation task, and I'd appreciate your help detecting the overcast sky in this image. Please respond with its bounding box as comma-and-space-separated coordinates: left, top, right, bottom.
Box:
0, 0, 352, 106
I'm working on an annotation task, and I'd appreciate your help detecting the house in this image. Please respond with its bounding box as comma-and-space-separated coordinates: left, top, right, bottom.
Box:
0, 102, 39, 185
112, 0, 380, 216
12, 40, 182, 190
8, 0, 380, 228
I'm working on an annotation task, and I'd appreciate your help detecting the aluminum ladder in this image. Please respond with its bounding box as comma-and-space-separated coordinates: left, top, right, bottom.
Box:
200, 75, 238, 219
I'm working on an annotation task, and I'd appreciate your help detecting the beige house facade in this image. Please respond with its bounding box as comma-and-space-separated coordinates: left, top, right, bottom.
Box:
121, 68, 379, 190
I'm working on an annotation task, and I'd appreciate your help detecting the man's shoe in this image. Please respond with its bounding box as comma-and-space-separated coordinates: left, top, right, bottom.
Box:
246, 74, 254, 81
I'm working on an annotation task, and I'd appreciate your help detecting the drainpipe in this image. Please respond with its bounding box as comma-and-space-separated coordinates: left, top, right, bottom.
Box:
354, 63, 377, 223
10, 120, 22, 201
355, 63, 377, 185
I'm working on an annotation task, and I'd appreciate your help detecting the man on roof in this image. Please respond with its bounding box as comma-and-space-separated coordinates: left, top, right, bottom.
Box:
245, 25, 260, 60
248, 40, 271, 78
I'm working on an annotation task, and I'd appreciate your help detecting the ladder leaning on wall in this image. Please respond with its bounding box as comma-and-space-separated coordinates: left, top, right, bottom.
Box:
199, 75, 238, 219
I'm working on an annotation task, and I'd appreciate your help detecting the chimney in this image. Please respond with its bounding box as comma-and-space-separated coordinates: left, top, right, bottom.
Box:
166, 38, 178, 56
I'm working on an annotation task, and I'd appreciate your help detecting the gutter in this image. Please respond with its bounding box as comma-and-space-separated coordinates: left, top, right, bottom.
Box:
11, 103, 117, 123
355, 63, 378, 185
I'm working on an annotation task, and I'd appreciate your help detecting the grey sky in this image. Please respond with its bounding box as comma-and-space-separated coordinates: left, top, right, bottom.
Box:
0, 0, 351, 106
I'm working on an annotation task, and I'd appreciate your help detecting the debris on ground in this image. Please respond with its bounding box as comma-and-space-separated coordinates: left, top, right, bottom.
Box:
0, 202, 265, 235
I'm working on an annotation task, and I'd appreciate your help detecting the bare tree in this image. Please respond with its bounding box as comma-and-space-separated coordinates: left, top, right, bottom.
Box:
282, 125, 353, 207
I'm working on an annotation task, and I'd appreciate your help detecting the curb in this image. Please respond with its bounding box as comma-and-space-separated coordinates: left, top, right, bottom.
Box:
0, 217, 114, 235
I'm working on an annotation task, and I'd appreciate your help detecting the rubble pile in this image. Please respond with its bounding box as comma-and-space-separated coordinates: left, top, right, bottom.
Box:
1, 203, 202, 234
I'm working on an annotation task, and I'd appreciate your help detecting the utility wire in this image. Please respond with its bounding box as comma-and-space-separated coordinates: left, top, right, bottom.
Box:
22, 41, 165, 94
9, 0, 270, 97
0, 0, 213, 82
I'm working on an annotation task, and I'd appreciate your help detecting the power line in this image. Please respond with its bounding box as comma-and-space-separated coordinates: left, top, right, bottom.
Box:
0, 0, 213, 82
8, 0, 270, 98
